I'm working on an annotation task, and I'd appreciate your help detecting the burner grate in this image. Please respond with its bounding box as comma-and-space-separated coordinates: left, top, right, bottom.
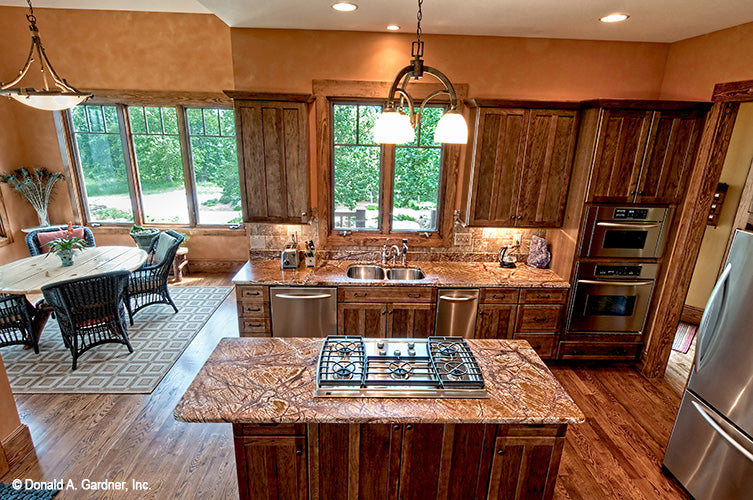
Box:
318, 336, 366, 387
428, 336, 485, 388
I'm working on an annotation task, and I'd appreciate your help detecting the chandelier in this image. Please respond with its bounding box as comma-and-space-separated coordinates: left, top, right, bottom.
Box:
0, 0, 91, 111
373, 0, 467, 145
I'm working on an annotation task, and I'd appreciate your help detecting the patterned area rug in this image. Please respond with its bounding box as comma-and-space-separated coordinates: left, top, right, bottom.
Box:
672, 322, 697, 354
2, 286, 231, 394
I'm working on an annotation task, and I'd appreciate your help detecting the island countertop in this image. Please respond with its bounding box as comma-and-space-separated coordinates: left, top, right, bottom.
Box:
232, 259, 570, 288
174, 337, 584, 425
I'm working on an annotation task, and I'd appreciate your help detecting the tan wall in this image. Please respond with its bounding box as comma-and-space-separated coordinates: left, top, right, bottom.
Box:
0, 354, 21, 440
685, 103, 753, 308
661, 21, 753, 100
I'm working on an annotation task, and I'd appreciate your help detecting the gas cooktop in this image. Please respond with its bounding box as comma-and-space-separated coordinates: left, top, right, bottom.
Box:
315, 336, 487, 398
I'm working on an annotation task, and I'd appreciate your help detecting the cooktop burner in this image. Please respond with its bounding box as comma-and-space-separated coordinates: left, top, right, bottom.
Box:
315, 336, 487, 398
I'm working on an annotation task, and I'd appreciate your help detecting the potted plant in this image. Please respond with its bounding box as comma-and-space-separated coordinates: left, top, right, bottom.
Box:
46, 225, 87, 267
129, 225, 159, 251
0, 167, 64, 227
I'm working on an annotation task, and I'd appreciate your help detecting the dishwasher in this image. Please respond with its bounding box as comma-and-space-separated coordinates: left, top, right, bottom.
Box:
270, 287, 338, 337
435, 289, 479, 338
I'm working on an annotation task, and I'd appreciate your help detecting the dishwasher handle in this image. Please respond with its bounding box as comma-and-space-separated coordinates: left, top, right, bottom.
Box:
439, 295, 477, 302
274, 293, 333, 300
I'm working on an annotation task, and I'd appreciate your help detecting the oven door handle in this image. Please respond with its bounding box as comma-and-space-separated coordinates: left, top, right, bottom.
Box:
595, 222, 660, 229
577, 279, 654, 286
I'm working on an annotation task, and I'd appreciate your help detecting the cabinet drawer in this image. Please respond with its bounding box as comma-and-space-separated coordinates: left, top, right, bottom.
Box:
480, 288, 519, 304
519, 288, 567, 304
515, 305, 563, 332
556, 341, 642, 360
513, 333, 557, 359
240, 317, 271, 334
237, 285, 269, 302
238, 301, 270, 318
235, 423, 306, 437
338, 287, 434, 303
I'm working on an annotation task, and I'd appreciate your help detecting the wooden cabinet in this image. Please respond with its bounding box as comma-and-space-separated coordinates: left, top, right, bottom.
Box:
476, 304, 516, 340
231, 93, 311, 223
466, 104, 579, 227
585, 104, 708, 205
338, 287, 436, 338
235, 285, 271, 337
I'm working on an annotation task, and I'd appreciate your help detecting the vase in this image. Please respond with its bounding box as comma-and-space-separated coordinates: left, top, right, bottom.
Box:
34, 205, 50, 227
57, 249, 75, 267
130, 229, 160, 251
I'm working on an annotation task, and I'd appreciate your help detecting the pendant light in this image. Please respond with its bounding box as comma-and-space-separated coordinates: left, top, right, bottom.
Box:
374, 0, 467, 145
0, 0, 91, 111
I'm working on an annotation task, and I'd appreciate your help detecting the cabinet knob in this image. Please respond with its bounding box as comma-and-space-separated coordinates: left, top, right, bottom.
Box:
295, 447, 303, 456
406, 424, 413, 430
497, 449, 505, 455
533, 317, 547, 322
393, 424, 400, 430
354, 292, 367, 297
407, 293, 421, 298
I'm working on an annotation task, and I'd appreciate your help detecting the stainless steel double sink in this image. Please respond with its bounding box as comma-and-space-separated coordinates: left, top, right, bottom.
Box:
346, 264, 426, 281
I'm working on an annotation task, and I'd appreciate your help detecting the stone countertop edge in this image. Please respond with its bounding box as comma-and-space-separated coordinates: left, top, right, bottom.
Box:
173, 337, 585, 426
231, 260, 570, 289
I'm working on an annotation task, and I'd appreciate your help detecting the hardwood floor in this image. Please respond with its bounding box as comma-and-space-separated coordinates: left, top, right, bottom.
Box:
2, 274, 691, 499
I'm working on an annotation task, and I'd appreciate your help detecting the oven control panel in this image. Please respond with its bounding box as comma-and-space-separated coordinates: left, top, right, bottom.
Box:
613, 208, 649, 220
594, 265, 644, 277
578, 262, 659, 280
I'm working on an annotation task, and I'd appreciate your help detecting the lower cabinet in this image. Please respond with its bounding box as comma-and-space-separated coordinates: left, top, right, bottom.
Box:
338, 287, 436, 338
235, 285, 272, 337
234, 422, 566, 500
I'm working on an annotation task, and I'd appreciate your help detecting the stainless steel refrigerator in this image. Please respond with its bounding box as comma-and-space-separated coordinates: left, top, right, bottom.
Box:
664, 229, 753, 499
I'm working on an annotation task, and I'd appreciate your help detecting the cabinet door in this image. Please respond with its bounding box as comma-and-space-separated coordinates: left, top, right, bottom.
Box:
516, 109, 578, 226
468, 108, 528, 225
636, 109, 705, 204
338, 303, 387, 337
486, 436, 562, 500
387, 303, 435, 338
587, 109, 653, 203
475, 304, 516, 339
235, 100, 308, 223
234, 435, 307, 500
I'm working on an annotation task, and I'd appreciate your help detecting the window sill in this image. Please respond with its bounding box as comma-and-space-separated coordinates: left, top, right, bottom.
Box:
87, 224, 247, 237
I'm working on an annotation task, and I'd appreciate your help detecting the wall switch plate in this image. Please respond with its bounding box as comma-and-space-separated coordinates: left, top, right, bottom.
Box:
454, 233, 472, 246
512, 233, 522, 246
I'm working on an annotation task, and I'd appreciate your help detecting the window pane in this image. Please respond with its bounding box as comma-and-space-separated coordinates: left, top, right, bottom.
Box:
332, 103, 382, 231
392, 106, 443, 232
187, 108, 204, 135
130, 106, 189, 224
72, 105, 133, 223
187, 108, 240, 224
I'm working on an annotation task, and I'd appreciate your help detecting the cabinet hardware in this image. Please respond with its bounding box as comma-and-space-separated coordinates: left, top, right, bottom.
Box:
497, 449, 505, 455
406, 424, 413, 430
248, 323, 263, 328
492, 294, 506, 299
407, 293, 421, 298
295, 447, 303, 456
533, 317, 547, 322
536, 294, 550, 299
246, 307, 262, 312
382, 311, 387, 315
393, 424, 400, 430
388, 311, 393, 315
354, 292, 368, 297
245, 291, 261, 296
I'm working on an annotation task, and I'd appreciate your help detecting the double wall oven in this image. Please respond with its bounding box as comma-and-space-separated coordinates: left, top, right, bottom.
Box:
566, 205, 671, 338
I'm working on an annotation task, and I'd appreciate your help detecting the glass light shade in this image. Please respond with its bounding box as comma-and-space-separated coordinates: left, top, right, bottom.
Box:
374, 110, 415, 144
434, 111, 468, 144
7, 92, 89, 111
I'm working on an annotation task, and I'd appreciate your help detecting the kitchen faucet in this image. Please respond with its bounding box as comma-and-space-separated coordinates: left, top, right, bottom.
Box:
401, 238, 408, 266
381, 240, 400, 264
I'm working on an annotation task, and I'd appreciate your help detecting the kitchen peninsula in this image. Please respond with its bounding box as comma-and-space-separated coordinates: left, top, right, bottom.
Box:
174, 337, 584, 500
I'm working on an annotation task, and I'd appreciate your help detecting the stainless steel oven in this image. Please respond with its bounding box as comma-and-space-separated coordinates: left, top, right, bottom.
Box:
581, 205, 671, 259
567, 262, 658, 334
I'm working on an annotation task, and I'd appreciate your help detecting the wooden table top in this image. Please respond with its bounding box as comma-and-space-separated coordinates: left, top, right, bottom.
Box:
0, 246, 148, 295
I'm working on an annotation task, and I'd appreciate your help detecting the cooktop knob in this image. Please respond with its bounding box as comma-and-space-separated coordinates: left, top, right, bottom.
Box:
379, 349, 387, 356
408, 349, 416, 356
393, 349, 402, 357
407, 342, 415, 349
377, 340, 385, 348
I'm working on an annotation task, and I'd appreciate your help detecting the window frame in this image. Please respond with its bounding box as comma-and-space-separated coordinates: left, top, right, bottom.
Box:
57, 91, 237, 229
315, 80, 465, 248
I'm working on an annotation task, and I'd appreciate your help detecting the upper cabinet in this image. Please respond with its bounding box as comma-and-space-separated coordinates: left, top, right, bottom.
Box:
585, 102, 709, 205
466, 102, 579, 227
227, 92, 312, 223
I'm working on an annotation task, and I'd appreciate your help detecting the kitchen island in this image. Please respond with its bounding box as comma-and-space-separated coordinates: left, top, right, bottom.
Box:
174, 337, 584, 500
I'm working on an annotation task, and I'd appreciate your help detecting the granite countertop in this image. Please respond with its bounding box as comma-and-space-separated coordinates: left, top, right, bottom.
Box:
174, 338, 585, 425
232, 259, 570, 288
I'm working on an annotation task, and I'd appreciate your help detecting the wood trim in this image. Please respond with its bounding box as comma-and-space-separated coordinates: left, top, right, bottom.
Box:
638, 101, 739, 378
681, 305, 704, 325
176, 105, 198, 226
224, 91, 314, 103
467, 98, 581, 109
87, 89, 231, 107
117, 103, 145, 226
0, 424, 34, 469
712, 80, 753, 102
53, 111, 86, 224
580, 99, 711, 110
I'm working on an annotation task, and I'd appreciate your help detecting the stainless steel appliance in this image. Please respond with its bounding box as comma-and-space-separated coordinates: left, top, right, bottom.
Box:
280, 234, 299, 269
315, 335, 487, 398
270, 287, 337, 337
435, 289, 479, 338
567, 262, 658, 334
581, 205, 671, 259
663, 230, 753, 499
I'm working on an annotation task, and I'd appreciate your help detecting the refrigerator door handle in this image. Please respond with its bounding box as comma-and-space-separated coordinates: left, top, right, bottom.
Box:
696, 263, 732, 371
692, 400, 753, 463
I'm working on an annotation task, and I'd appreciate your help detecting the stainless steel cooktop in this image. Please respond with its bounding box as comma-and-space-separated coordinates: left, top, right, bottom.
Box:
315, 336, 487, 398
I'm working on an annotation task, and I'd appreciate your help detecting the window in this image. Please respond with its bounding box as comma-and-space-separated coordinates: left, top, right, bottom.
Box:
332, 102, 444, 235
68, 102, 239, 226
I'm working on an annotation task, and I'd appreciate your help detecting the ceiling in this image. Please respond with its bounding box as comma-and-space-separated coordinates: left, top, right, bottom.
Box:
1, 0, 753, 43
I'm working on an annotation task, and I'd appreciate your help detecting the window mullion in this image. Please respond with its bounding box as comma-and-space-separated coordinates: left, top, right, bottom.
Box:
176, 105, 198, 226
381, 144, 394, 235
61, 109, 92, 224
119, 104, 145, 226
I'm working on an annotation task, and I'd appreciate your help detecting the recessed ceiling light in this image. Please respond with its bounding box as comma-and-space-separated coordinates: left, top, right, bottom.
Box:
387, 25, 400, 31
600, 13, 629, 23
332, 2, 358, 12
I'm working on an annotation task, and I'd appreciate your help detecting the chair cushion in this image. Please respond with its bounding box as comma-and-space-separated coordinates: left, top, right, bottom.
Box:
152, 232, 177, 265
37, 228, 85, 253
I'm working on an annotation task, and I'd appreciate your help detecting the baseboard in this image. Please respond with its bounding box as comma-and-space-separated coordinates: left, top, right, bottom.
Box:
681, 305, 704, 325
0, 424, 33, 470
189, 259, 245, 274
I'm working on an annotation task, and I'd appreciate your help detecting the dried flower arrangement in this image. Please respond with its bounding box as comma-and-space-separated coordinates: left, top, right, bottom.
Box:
0, 167, 64, 227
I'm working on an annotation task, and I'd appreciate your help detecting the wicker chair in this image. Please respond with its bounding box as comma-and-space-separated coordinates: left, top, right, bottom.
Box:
126, 229, 185, 325
26, 225, 96, 256
41, 270, 132, 370
0, 293, 39, 354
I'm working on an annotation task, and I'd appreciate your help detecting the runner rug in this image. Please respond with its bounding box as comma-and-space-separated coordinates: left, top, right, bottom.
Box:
671, 322, 697, 354
2, 286, 231, 394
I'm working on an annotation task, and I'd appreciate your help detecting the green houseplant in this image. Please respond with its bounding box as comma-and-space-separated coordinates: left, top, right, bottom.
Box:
129, 225, 159, 251
0, 167, 64, 227
45, 225, 87, 266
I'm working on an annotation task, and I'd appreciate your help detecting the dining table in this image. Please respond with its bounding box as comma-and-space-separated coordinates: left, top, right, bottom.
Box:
0, 245, 148, 295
